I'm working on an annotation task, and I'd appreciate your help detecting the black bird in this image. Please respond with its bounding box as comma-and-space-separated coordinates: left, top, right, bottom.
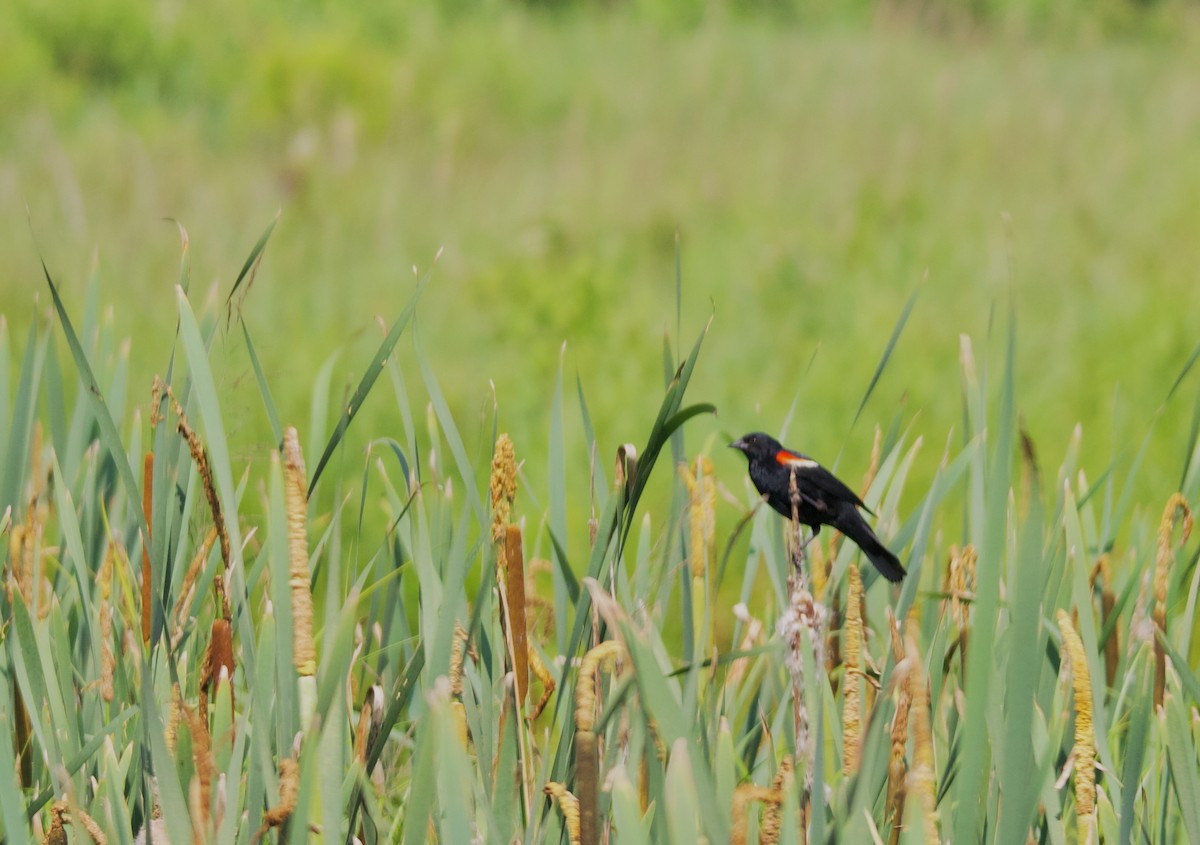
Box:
730, 432, 905, 582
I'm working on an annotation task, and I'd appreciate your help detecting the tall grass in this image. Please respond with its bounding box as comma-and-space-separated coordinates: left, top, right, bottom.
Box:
2, 233, 1200, 844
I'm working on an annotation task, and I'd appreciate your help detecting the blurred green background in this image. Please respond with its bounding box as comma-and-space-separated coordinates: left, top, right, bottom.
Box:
3, 0, 1199, 523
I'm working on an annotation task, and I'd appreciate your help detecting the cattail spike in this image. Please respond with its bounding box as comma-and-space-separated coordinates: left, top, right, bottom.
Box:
544, 782, 581, 845
141, 451, 154, 645
283, 427, 316, 679
1057, 609, 1096, 844
1154, 494, 1191, 709
842, 563, 864, 776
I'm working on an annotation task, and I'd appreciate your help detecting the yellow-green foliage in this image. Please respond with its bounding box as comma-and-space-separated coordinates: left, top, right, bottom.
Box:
2, 247, 1199, 844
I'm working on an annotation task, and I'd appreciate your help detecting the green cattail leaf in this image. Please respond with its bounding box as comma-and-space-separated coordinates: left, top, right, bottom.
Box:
664, 740, 700, 845
1120, 651, 1154, 845
414, 323, 484, 526
224, 212, 277, 315
141, 671, 194, 845
1, 321, 44, 518
1165, 693, 1200, 844
610, 766, 651, 845
41, 264, 148, 541
0, 317, 9, 474
850, 284, 919, 429
241, 321, 283, 448
1158, 632, 1200, 708
953, 308, 1015, 844
996, 477, 1046, 843
309, 271, 429, 495
550, 343, 569, 652
0, 708, 32, 845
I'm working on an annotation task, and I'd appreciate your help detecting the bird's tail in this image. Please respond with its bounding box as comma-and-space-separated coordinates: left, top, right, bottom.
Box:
836, 510, 906, 583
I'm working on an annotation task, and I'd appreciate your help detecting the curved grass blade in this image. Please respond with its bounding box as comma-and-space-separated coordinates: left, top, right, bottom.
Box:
41, 262, 149, 542
0, 686, 31, 845
953, 306, 1016, 845
620, 318, 712, 547
241, 321, 283, 448
1166, 338, 1200, 402
850, 284, 919, 429
309, 273, 430, 495
224, 211, 278, 323
550, 343, 569, 650
1, 322, 43, 524
142, 671, 192, 845
1120, 654, 1153, 845
1165, 693, 1200, 844
414, 322, 484, 525
24, 707, 137, 819
578, 375, 609, 497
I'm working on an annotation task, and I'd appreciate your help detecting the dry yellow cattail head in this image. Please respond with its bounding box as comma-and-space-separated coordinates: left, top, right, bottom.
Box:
681, 456, 716, 579
283, 427, 316, 678
98, 541, 116, 703
544, 782, 581, 845
253, 757, 300, 843
141, 451, 154, 646
449, 622, 468, 698
1056, 609, 1096, 842
731, 784, 783, 845
575, 640, 625, 732
842, 563, 865, 777
1154, 494, 1191, 709
860, 425, 883, 498
762, 756, 794, 845
489, 434, 518, 543
165, 684, 183, 755
885, 611, 912, 828
905, 622, 938, 843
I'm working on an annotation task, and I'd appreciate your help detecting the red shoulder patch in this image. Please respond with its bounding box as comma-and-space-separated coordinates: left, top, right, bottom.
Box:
775, 450, 818, 469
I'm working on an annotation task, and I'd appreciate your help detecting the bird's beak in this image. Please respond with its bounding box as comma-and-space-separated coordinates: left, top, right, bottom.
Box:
729, 437, 747, 452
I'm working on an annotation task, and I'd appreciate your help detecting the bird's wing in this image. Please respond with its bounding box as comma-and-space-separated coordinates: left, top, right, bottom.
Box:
776, 451, 872, 514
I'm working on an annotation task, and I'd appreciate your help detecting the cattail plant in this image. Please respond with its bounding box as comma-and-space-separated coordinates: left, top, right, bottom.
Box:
1153, 493, 1191, 710
283, 426, 317, 729
96, 540, 116, 704
46, 800, 106, 845
761, 757, 793, 845
1090, 554, 1119, 687
905, 622, 938, 843
544, 782, 581, 845
731, 785, 782, 845
842, 562, 865, 776
944, 544, 976, 671
253, 758, 300, 843
885, 611, 911, 841
448, 623, 470, 749
682, 455, 716, 657
1056, 610, 1096, 844
490, 434, 534, 711
574, 640, 625, 845
141, 451, 154, 646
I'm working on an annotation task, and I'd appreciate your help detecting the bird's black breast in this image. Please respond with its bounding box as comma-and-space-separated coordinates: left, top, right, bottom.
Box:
749, 461, 831, 528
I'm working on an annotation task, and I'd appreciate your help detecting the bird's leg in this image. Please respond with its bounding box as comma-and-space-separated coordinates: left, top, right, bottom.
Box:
796, 528, 816, 553
787, 470, 807, 574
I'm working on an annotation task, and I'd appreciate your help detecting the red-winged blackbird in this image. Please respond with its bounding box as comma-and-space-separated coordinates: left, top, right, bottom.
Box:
730, 432, 905, 582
